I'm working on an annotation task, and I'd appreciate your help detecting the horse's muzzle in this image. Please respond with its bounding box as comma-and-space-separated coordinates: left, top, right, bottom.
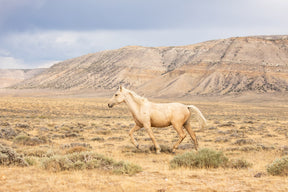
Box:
108, 103, 114, 108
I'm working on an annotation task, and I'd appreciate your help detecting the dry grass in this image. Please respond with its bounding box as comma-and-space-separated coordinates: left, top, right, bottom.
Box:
0, 95, 288, 191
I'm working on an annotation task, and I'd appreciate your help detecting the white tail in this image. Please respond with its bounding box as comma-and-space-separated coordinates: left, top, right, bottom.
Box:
187, 105, 207, 129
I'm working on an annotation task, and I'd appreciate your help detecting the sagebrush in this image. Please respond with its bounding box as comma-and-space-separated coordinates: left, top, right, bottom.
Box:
0, 143, 28, 166
41, 151, 142, 175
267, 156, 288, 176
170, 148, 228, 169
170, 148, 252, 169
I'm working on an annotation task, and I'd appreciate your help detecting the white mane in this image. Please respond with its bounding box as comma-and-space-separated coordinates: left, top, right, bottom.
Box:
125, 89, 148, 104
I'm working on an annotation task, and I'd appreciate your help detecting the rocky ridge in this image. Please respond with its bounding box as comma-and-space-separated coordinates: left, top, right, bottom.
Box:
11, 35, 288, 97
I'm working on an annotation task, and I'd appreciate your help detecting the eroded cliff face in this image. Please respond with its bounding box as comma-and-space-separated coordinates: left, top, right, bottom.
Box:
12, 35, 288, 96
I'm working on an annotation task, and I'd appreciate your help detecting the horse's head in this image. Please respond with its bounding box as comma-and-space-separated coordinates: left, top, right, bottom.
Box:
108, 86, 126, 108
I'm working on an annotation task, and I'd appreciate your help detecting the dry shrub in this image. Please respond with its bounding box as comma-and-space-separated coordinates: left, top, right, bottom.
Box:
20, 148, 47, 157
121, 145, 172, 154
16, 123, 30, 129
233, 139, 255, 145
267, 156, 288, 176
0, 127, 17, 139
0, 143, 28, 166
62, 143, 92, 154
91, 137, 105, 142
65, 146, 90, 154
13, 134, 48, 146
228, 158, 252, 169
41, 151, 142, 175
93, 128, 112, 135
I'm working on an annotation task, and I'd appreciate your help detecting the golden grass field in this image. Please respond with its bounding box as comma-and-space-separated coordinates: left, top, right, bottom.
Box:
0, 94, 287, 192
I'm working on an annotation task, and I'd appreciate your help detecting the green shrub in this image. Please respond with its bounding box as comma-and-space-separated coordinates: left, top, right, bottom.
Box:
42, 157, 71, 172
13, 135, 31, 145
113, 161, 143, 176
170, 148, 228, 169
41, 151, 142, 175
24, 157, 38, 166
73, 160, 86, 170
267, 156, 288, 176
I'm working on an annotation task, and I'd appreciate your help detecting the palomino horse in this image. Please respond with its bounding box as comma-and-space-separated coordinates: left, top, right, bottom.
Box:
108, 86, 207, 154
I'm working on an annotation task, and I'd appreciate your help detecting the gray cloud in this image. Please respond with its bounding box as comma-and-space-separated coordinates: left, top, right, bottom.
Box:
0, 0, 288, 69
1, 0, 195, 32
5, 0, 288, 32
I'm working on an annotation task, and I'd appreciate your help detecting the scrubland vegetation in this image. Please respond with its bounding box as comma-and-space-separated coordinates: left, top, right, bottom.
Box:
0, 96, 287, 191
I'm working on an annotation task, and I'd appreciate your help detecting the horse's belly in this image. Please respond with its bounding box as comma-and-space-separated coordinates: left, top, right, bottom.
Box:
150, 116, 171, 127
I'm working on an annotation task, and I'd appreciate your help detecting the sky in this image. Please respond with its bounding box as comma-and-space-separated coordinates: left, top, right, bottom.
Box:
0, 0, 288, 69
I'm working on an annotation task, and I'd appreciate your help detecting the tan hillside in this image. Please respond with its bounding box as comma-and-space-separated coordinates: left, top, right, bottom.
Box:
0, 69, 45, 88
13, 35, 288, 96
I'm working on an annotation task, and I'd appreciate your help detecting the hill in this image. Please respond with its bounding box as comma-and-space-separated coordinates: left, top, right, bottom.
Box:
12, 35, 288, 97
0, 69, 45, 88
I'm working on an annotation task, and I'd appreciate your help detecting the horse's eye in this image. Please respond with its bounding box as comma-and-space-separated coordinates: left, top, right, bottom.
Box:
115, 94, 118, 97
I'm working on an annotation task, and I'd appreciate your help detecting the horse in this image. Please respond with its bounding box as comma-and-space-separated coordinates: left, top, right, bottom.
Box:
108, 86, 207, 154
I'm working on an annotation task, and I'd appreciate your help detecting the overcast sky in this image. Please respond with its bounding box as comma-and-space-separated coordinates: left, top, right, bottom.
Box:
0, 0, 288, 69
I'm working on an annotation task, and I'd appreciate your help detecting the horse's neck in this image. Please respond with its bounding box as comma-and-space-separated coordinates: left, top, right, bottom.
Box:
125, 92, 144, 118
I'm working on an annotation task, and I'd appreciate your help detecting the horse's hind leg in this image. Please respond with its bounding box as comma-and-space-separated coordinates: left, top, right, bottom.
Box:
184, 121, 198, 151
172, 122, 187, 153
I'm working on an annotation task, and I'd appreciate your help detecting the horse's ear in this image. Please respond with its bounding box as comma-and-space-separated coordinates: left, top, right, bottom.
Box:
119, 85, 122, 92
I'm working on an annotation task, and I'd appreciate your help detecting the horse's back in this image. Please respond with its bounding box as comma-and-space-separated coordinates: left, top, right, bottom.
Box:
149, 102, 190, 127
168, 103, 190, 122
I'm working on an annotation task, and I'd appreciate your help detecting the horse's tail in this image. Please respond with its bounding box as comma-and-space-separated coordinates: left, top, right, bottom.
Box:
187, 105, 207, 129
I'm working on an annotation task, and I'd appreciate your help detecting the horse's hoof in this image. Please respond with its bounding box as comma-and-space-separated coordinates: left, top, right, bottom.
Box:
172, 148, 176, 154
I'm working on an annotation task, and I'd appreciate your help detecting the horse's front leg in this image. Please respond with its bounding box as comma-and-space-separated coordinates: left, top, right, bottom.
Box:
129, 124, 142, 149
144, 123, 161, 154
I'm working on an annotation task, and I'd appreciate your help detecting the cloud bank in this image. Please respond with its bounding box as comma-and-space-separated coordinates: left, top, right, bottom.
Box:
0, 0, 288, 69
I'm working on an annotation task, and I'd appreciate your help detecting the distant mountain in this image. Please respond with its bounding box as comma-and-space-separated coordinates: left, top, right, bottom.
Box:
0, 69, 45, 88
12, 35, 288, 97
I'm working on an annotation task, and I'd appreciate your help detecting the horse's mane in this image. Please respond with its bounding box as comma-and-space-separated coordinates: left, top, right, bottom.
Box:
126, 89, 148, 104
